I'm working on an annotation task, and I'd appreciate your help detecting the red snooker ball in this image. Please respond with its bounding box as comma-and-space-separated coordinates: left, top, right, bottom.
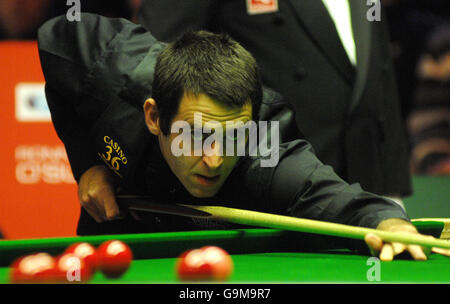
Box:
54, 253, 93, 283
97, 240, 133, 278
176, 246, 233, 281
65, 242, 98, 271
176, 249, 213, 281
10, 253, 56, 283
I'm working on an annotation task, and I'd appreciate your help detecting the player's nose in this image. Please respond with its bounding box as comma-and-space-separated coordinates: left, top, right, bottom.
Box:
202, 140, 224, 169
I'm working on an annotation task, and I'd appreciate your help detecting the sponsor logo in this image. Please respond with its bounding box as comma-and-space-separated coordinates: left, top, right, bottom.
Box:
246, 0, 278, 15
15, 145, 75, 184
15, 83, 51, 122
99, 136, 128, 177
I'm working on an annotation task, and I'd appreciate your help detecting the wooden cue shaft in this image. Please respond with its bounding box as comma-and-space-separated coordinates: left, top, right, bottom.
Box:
186, 205, 450, 249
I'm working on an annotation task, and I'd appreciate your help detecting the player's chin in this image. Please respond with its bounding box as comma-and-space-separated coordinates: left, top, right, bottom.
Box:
187, 184, 222, 198
188, 189, 219, 198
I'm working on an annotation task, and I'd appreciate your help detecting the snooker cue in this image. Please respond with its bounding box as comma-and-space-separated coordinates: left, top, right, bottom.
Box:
117, 196, 450, 250
187, 205, 450, 249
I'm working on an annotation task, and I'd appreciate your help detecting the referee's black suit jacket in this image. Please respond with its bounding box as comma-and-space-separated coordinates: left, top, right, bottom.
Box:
139, 0, 412, 196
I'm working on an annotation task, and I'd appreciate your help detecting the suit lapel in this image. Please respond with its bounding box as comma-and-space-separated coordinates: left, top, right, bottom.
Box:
348, 0, 372, 113
287, 0, 355, 84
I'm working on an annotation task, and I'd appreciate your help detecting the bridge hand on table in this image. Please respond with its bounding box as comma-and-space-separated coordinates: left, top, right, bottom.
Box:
430, 247, 450, 257
364, 218, 450, 261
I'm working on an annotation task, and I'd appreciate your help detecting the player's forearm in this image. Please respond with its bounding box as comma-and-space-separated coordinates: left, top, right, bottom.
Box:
267, 139, 410, 229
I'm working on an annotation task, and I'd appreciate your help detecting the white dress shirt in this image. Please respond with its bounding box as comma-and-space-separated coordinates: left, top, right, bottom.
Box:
321, 0, 357, 65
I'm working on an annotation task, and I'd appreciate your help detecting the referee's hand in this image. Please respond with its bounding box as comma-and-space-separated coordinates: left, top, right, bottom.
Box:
78, 165, 122, 223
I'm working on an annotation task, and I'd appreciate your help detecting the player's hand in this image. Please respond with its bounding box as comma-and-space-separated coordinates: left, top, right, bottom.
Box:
364, 218, 430, 261
78, 165, 122, 223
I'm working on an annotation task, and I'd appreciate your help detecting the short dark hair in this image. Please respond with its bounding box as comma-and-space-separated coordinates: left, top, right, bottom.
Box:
152, 30, 262, 135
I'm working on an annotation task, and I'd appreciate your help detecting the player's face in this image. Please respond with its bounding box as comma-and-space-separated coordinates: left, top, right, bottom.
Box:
152, 93, 252, 198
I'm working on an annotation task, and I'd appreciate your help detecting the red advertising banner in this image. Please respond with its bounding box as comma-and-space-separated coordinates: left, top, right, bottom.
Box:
0, 41, 79, 239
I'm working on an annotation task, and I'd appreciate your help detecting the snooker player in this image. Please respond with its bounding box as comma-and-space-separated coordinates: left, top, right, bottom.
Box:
38, 14, 427, 261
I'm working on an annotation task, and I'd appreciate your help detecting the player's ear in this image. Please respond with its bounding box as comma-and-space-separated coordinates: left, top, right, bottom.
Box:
143, 98, 161, 136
